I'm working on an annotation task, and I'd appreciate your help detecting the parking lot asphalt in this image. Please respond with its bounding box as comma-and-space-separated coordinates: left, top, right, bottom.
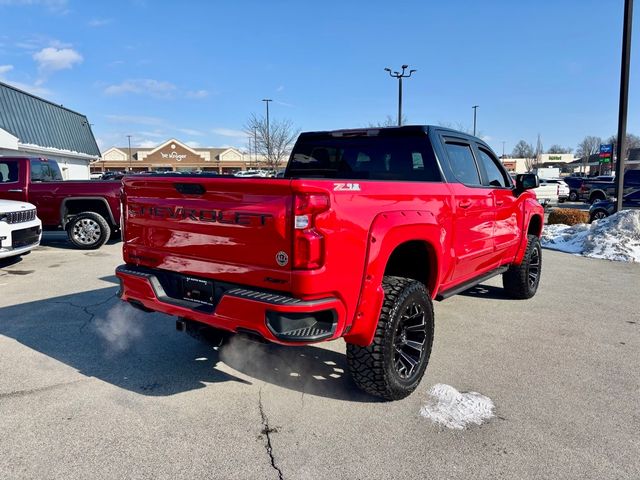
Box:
1, 232, 639, 480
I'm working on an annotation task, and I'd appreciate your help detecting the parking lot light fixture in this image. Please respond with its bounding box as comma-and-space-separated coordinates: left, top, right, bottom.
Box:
385, 65, 416, 126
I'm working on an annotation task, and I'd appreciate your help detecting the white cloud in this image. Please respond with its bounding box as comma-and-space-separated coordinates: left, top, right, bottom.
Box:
104, 79, 176, 98
105, 114, 165, 126
88, 18, 112, 27
0, 64, 50, 95
481, 135, 493, 142
212, 128, 248, 138
276, 85, 284, 92
185, 141, 201, 148
186, 89, 209, 99
137, 140, 159, 148
0, 0, 68, 13
1, 79, 50, 96
33, 46, 83, 74
178, 128, 204, 136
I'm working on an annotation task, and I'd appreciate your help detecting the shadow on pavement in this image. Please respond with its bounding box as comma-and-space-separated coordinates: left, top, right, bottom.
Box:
38, 232, 121, 251
459, 283, 512, 301
0, 287, 374, 402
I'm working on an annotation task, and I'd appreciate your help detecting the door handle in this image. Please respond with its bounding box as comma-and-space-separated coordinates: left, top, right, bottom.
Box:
8, 189, 23, 193
458, 200, 472, 209
496, 199, 504, 206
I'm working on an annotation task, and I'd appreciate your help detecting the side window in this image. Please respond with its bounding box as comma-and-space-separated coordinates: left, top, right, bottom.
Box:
0, 161, 20, 183
477, 148, 510, 188
30, 160, 43, 182
444, 142, 481, 186
48, 162, 63, 181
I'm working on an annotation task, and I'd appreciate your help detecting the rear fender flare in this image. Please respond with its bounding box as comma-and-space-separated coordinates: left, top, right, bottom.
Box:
343, 211, 445, 346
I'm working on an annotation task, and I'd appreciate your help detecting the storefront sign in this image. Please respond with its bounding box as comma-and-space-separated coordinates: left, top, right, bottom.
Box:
160, 151, 188, 161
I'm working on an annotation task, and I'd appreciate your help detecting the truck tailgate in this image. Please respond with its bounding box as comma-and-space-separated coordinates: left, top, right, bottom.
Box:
122, 176, 293, 290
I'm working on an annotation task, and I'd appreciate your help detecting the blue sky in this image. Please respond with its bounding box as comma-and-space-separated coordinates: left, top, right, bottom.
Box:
0, 0, 638, 155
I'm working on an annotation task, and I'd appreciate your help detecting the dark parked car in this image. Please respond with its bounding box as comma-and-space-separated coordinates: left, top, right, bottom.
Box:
563, 176, 585, 201
589, 189, 640, 222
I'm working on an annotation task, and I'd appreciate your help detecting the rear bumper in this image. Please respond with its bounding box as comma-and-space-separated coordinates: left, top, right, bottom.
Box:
115, 264, 346, 345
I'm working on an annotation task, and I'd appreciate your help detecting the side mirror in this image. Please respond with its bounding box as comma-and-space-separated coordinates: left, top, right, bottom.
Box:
515, 173, 539, 192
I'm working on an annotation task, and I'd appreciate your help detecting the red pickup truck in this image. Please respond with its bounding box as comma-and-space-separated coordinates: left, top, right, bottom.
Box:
0, 157, 121, 249
116, 126, 544, 400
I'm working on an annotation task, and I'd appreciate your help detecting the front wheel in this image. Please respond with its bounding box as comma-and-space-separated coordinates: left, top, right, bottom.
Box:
347, 277, 434, 401
569, 191, 578, 202
65, 211, 111, 249
502, 234, 542, 299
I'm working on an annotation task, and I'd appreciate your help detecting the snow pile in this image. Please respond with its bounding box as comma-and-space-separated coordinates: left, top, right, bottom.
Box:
541, 210, 640, 263
419, 384, 495, 430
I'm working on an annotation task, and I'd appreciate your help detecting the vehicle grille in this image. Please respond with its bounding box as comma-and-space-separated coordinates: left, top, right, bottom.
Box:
3, 209, 37, 224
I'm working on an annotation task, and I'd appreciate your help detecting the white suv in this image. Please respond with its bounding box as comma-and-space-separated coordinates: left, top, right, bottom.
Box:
0, 200, 42, 260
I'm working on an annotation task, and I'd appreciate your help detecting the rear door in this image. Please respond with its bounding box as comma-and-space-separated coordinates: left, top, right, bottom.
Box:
474, 145, 521, 258
440, 137, 497, 281
123, 176, 294, 289
0, 159, 27, 202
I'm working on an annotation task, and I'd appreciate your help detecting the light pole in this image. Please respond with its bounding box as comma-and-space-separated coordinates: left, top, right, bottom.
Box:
472, 105, 479, 136
384, 65, 416, 126
614, 0, 633, 212
502, 141, 506, 158
262, 99, 272, 164
253, 126, 258, 167
126, 135, 132, 172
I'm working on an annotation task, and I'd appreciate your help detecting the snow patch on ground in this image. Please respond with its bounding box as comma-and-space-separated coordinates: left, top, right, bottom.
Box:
419, 384, 495, 430
541, 210, 640, 263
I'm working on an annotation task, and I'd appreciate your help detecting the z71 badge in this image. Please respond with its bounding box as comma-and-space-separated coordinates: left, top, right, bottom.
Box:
333, 183, 361, 192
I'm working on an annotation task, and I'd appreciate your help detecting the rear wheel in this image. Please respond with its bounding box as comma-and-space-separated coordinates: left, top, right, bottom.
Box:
590, 209, 609, 222
589, 192, 605, 204
347, 277, 434, 401
502, 234, 542, 299
569, 191, 578, 202
65, 211, 111, 250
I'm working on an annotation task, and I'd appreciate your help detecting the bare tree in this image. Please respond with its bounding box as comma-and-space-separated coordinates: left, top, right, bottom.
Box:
512, 140, 535, 171
437, 121, 476, 135
547, 144, 573, 154
244, 113, 300, 170
606, 133, 640, 161
535, 134, 543, 169
576, 135, 602, 173
369, 114, 408, 127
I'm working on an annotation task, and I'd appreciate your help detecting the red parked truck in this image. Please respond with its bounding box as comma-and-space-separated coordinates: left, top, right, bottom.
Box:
0, 157, 121, 249
116, 126, 544, 400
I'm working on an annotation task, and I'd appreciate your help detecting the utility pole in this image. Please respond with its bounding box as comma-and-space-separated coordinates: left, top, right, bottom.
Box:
472, 105, 479, 136
126, 135, 132, 172
262, 99, 272, 164
502, 141, 506, 158
384, 65, 416, 126
615, 0, 634, 212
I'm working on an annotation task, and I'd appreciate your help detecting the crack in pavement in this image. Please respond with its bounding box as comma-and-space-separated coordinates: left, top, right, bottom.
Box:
0, 379, 88, 401
53, 294, 117, 332
258, 386, 284, 480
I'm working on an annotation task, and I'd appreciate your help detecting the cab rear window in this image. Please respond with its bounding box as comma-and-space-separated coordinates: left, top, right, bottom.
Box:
287, 135, 441, 182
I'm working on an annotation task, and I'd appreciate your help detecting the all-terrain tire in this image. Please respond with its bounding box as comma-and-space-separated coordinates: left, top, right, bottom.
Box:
65, 211, 111, 250
346, 276, 434, 401
502, 234, 542, 299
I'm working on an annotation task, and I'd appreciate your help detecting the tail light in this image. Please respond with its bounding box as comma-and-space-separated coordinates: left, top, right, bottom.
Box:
293, 192, 330, 269
557, 185, 560, 195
